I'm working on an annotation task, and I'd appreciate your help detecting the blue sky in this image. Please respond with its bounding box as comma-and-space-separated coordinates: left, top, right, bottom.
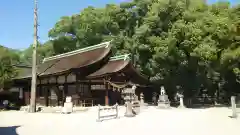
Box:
0, 0, 239, 49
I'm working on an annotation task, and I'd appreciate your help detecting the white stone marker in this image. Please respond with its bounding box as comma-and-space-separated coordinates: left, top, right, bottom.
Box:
178, 96, 185, 108
140, 92, 144, 105
62, 96, 73, 114
231, 96, 237, 118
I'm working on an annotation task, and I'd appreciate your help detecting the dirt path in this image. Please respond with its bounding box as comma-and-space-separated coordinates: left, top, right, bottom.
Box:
0, 107, 239, 135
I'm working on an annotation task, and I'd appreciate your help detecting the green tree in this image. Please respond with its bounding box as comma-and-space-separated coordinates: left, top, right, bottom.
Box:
20, 41, 54, 65
0, 46, 20, 88
19, 0, 240, 102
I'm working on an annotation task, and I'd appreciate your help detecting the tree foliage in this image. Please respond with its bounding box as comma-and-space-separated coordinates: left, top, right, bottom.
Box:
0, 46, 20, 88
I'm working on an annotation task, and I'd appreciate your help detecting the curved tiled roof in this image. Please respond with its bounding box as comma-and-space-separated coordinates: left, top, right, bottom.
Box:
15, 41, 112, 78
87, 54, 130, 78
38, 41, 112, 76
87, 54, 149, 84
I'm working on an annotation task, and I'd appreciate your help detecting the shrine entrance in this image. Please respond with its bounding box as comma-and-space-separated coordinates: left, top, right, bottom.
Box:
108, 90, 122, 105
104, 80, 134, 106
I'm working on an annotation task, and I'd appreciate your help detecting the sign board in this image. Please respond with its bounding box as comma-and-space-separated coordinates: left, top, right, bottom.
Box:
57, 76, 65, 84
122, 88, 135, 93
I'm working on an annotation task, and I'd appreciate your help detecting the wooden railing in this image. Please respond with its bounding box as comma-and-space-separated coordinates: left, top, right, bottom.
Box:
96, 104, 119, 122
72, 97, 97, 107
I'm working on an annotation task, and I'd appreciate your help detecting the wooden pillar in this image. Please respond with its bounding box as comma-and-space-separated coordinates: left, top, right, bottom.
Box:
24, 85, 30, 105
105, 80, 109, 106
39, 79, 45, 106
56, 76, 60, 106
75, 74, 79, 106
105, 90, 109, 106
64, 74, 68, 94
88, 80, 92, 106
64, 74, 68, 104
62, 87, 65, 106
46, 87, 49, 106
47, 77, 51, 106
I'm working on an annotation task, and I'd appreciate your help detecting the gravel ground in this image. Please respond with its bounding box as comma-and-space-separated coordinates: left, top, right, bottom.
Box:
0, 106, 240, 135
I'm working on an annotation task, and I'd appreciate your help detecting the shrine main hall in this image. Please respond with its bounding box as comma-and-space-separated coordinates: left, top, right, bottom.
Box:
12, 41, 153, 107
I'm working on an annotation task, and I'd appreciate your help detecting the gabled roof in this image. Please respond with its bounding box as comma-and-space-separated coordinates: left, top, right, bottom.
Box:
42, 41, 111, 62
38, 41, 112, 76
87, 54, 149, 84
87, 54, 130, 78
16, 66, 32, 79
15, 41, 112, 79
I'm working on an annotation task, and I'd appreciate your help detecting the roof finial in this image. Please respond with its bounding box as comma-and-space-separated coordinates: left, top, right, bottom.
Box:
124, 54, 128, 61
105, 40, 112, 48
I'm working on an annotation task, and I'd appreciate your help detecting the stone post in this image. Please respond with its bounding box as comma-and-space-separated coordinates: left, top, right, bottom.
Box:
62, 96, 73, 114
231, 96, 237, 118
97, 104, 101, 121
178, 96, 185, 108
140, 92, 144, 105
124, 101, 135, 117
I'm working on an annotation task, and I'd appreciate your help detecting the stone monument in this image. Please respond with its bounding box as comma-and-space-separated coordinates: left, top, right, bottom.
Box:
62, 96, 73, 114
157, 86, 170, 109
160, 86, 165, 95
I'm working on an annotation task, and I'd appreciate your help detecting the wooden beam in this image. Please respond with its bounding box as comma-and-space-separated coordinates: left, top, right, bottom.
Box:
105, 78, 109, 106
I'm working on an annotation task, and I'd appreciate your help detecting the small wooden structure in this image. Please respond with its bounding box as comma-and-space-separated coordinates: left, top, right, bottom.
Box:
96, 103, 119, 122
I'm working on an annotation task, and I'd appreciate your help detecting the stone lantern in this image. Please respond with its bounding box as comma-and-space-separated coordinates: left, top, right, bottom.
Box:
122, 85, 136, 117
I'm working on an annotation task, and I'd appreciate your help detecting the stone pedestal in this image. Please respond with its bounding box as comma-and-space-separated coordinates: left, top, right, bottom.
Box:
132, 101, 140, 114
124, 102, 135, 117
178, 97, 186, 108
62, 102, 73, 114
157, 95, 170, 109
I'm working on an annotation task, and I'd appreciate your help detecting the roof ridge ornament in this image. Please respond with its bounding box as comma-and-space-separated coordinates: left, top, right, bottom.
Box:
105, 40, 112, 48
42, 41, 112, 63
124, 54, 128, 61
110, 54, 130, 61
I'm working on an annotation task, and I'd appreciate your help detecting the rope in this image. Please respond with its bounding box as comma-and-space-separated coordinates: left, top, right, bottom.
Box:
105, 80, 130, 89
103, 79, 134, 91
103, 79, 142, 92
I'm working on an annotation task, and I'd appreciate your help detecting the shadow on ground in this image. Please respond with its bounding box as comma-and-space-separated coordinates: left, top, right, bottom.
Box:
187, 104, 229, 109
147, 103, 230, 109
0, 126, 20, 135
